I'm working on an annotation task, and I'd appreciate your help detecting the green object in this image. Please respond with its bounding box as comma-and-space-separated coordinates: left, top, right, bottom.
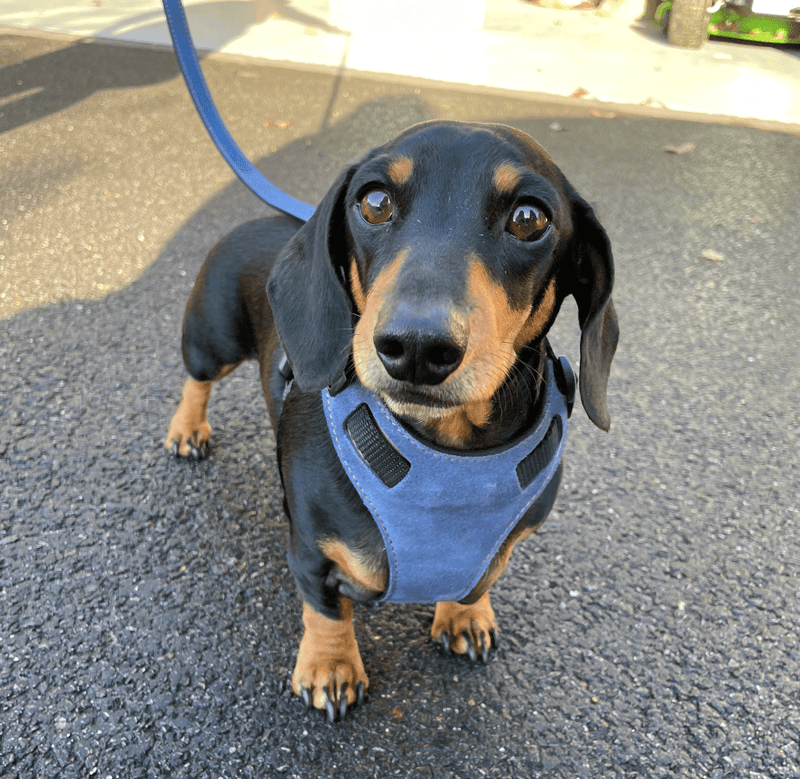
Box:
656, 0, 800, 43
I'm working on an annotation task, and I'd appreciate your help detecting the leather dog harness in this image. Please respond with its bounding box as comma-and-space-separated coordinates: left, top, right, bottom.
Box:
322, 355, 575, 605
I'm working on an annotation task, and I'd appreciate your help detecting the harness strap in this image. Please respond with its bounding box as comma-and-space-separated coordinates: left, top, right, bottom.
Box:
161, 0, 315, 222
323, 356, 573, 604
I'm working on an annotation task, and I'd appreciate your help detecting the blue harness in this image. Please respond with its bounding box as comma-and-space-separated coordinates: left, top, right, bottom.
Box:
322, 356, 575, 604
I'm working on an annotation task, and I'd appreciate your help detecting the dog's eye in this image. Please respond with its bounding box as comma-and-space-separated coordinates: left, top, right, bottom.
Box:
506, 203, 550, 242
359, 189, 394, 225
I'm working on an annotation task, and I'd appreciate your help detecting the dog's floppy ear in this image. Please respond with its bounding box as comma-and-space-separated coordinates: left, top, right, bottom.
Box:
565, 194, 619, 431
267, 166, 356, 391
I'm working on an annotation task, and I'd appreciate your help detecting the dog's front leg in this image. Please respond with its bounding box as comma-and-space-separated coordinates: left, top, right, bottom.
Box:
292, 598, 368, 721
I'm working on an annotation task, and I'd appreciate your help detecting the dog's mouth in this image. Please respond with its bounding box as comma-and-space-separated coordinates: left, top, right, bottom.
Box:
376, 384, 465, 419
391, 386, 457, 406
357, 354, 503, 424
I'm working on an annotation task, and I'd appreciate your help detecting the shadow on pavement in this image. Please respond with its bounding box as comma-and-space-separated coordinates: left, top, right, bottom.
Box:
0, 0, 343, 134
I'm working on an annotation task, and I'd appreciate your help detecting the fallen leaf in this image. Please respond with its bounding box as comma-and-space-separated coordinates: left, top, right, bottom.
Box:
590, 109, 617, 119
570, 87, 589, 99
665, 142, 696, 155
700, 248, 724, 262
640, 97, 668, 108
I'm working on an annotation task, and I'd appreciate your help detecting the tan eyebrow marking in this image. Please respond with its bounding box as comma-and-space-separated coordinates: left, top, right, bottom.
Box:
387, 155, 414, 185
492, 163, 523, 194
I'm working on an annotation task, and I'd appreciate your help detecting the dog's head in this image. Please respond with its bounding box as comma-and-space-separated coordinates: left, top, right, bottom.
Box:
267, 121, 618, 432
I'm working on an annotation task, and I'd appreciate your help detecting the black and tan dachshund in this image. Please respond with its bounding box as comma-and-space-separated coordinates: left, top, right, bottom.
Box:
165, 120, 618, 721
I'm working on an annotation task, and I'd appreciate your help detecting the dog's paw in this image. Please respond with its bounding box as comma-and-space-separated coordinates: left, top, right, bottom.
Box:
292, 649, 368, 722
164, 419, 211, 460
431, 593, 498, 664
292, 602, 368, 721
164, 378, 213, 460
292, 660, 367, 722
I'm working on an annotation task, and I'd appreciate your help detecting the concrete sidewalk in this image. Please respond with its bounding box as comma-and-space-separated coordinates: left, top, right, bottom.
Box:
4, 0, 800, 129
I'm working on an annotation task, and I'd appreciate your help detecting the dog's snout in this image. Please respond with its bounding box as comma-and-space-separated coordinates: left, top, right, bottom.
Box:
374, 308, 465, 386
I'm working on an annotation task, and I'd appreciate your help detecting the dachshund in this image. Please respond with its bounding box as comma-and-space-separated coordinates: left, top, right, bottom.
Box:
165, 120, 618, 721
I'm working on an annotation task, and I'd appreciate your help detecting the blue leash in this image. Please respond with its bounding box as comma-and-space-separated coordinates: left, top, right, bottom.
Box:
161, 0, 315, 222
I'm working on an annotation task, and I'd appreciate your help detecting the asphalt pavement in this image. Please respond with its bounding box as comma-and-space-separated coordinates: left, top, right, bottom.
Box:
2, 30, 800, 779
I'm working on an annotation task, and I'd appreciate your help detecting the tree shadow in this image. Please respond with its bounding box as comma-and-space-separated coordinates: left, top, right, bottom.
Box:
0, 0, 344, 133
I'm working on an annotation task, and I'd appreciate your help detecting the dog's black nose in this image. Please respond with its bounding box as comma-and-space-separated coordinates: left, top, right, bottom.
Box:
374, 331, 464, 385
374, 312, 465, 386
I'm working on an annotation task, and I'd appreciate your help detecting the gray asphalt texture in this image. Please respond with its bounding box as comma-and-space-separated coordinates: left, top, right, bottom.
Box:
2, 31, 800, 779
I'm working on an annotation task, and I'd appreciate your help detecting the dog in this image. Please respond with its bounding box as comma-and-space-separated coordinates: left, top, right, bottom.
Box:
165, 120, 618, 721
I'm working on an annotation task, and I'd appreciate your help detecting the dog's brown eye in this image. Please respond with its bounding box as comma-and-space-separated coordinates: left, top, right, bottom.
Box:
359, 189, 394, 225
507, 203, 550, 242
